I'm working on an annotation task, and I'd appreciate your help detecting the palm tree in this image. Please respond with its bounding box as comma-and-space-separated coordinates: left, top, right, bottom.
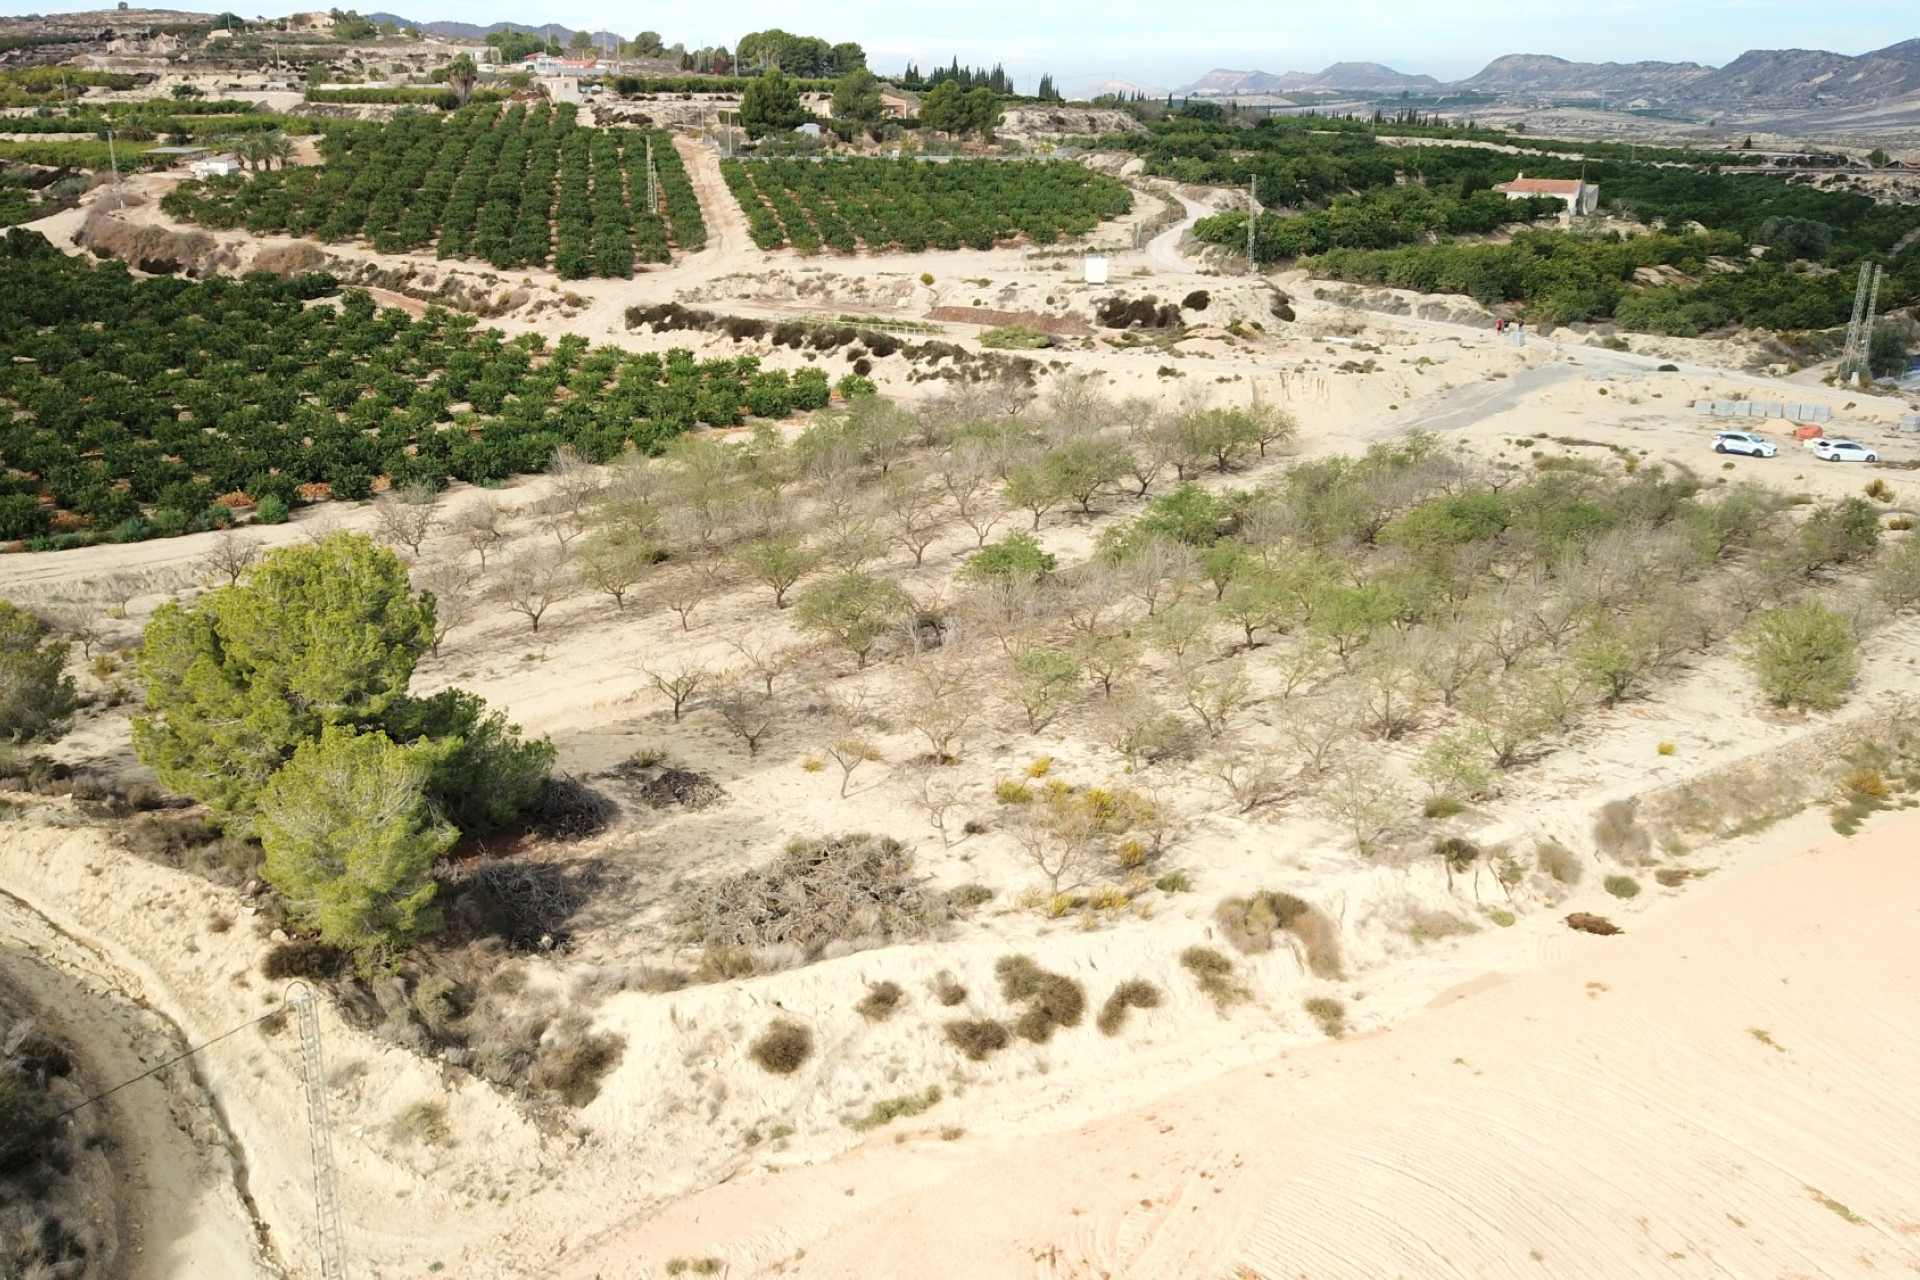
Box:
261, 130, 294, 171
446, 53, 477, 106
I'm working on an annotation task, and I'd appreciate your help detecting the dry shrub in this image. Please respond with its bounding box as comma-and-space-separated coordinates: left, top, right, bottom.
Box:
1565, 912, 1622, 936
1842, 767, 1890, 800
261, 939, 345, 981
530, 1016, 625, 1106
676, 834, 950, 963
77, 210, 218, 274
251, 241, 328, 275
573, 964, 691, 997
849, 1085, 941, 1131
1095, 980, 1162, 1036
943, 1018, 1010, 1060
1304, 996, 1346, 1038
946, 883, 994, 910
931, 970, 968, 1007
391, 1100, 451, 1146
749, 1019, 814, 1075
1180, 946, 1249, 1010
856, 980, 905, 1022
120, 812, 261, 884
1592, 799, 1652, 864
1213, 891, 1343, 978
1405, 906, 1479, 942
994, 955, 1085, 1043
1534, 839, 1584, 885
1603, 874, 1642, 900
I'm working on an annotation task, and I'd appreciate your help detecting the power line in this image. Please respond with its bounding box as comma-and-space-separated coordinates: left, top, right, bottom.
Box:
50, 1003, 285, 1123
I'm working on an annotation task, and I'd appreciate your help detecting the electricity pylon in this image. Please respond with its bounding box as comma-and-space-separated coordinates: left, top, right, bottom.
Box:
290, 985, 348, 1280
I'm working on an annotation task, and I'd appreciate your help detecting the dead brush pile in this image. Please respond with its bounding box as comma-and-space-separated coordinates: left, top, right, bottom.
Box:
674, 834, 951, 971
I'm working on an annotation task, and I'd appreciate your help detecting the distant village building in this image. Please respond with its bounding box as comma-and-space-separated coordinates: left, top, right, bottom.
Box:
1493, 173, 1600, 216
521, 54, 599, 77
880, 91, 918, 120
188, 156, 243, 178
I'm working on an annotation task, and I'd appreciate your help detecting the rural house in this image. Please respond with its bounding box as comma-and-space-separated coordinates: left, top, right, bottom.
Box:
1493, 173, 1600, 215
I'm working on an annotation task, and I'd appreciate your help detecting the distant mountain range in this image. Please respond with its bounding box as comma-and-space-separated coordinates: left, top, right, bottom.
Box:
1180, 38, 1920, 114
362, 14, 625, 49
1185, 64, 1441, 96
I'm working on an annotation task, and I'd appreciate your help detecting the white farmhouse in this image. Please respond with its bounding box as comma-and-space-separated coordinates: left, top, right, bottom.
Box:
1493, 173, 1599, 216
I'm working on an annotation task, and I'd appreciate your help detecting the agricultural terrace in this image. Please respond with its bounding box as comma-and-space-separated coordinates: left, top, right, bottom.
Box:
0, 230, 827, 546
159, 103, 706, 277
719, 156, 1132, 252
1118, 115, 1920, 334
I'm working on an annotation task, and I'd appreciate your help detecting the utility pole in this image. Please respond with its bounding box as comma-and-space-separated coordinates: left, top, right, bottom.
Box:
291, 985, 348, 1280
1246, 174, 1258, 272
105, 128, 123, 210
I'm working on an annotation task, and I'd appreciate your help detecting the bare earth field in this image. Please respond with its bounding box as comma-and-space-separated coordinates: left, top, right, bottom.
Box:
3, 129, 1920, 1280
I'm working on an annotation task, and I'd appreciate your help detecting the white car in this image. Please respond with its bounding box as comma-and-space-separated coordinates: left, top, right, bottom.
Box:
1713, 431, 1777, 457
1811, 439, 1880, 463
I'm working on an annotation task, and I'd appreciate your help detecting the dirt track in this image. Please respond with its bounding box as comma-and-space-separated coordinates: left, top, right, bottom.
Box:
0, 880, 273, 1279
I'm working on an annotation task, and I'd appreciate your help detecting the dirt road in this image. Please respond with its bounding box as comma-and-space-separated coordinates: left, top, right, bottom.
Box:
1141, 192, 1209, 275
0, 884, 275, 1279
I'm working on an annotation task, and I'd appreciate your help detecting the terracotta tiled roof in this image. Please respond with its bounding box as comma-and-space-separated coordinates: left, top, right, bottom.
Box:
1495, 177, 1587, 195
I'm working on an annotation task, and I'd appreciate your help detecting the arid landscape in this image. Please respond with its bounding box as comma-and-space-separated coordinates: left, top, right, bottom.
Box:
2, 9, 1919, 1280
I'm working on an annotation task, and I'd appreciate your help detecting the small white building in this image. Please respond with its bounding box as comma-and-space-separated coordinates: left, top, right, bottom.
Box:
1493, 173, 1600, 216
521, 54, 600, 77
189, 156, 244, 178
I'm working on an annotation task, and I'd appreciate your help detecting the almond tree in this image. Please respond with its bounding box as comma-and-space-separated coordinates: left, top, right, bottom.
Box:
495, 543, 574, 633
644, 661, 708, 722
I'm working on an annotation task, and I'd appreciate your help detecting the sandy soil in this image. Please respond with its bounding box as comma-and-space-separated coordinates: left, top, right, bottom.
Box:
583, 804, 1920, 1278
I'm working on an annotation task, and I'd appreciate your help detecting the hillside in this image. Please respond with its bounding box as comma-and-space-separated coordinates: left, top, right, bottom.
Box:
1182, 62, 1440, 96
1182, 37, 1920, 114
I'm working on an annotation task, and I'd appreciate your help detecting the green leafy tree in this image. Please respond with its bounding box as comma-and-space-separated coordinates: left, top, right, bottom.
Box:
134, 534, 549, 832
1042, 439, 1133, 513
734, 537, 822, 607
740, 69, 810, 139
0, 601, 76, 745
1869, 324, 1912, 379
1741, 601, 1858, 710
258, 726, 454, 954
135, 533, 431, 815
966, 86, 1002, 140
831, 67, 884, 135
960, 530, 1058, 582
380, 688, 554, 837
917, 80, 966, 138
793, 571, 913, 668
1011, 645, 1080, 730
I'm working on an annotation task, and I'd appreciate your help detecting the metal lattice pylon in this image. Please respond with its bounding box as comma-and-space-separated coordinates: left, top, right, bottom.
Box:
1839, 262, 1876, 382
646, 137, 661, 216
290, 985, 348, 1280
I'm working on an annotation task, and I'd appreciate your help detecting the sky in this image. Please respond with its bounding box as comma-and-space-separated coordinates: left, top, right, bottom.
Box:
5, 1, 1916, 91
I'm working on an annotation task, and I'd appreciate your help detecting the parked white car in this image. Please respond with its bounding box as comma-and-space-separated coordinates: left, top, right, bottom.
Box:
1712, 431, 1777, 457
1810, 439, 1880, 463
